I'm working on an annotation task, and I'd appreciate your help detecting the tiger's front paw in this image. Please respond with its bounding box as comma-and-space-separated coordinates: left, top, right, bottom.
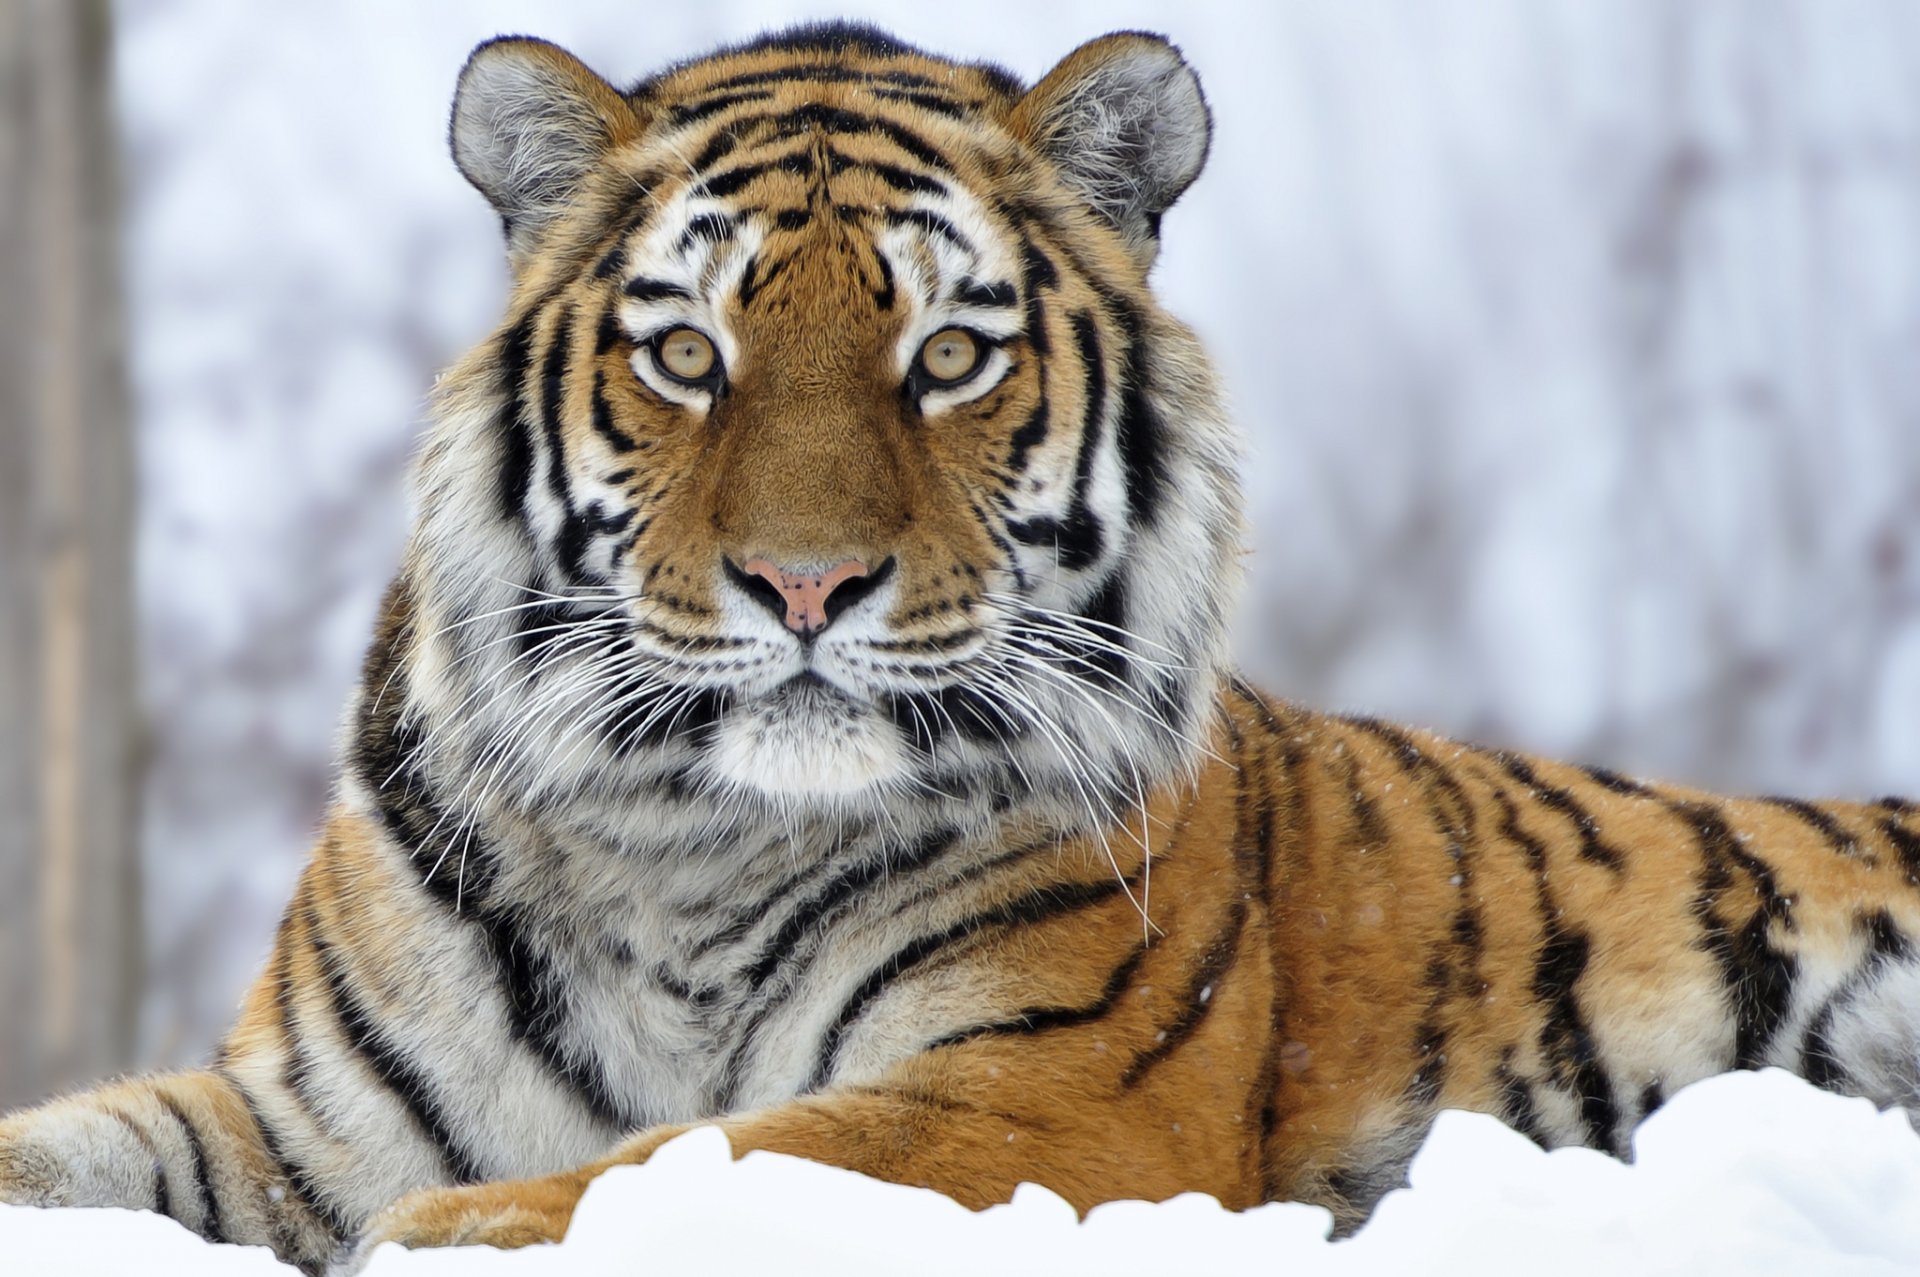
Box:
348, 1171, 589, 1266
0, 1107, 159, 1211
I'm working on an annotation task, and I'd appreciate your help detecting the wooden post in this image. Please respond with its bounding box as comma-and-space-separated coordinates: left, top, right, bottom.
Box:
0, 0, 141, 1110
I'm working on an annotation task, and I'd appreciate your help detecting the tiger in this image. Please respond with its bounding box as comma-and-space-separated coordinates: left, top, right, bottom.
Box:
4, 21, 1919, 1275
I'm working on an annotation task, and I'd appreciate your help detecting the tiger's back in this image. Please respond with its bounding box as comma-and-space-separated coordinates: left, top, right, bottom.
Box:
2, 22, 1918, 1271
1230, 688, 1920, 1219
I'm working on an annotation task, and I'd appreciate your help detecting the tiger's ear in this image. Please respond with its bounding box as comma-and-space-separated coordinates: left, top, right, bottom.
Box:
450, 37, 643, 262
1012, 33, 1211, 264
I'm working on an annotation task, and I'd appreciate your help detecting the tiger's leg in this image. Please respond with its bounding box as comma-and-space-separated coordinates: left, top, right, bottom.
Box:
0, 826, 479, 1273
356, 1082, 1120, 1260
0, 1067, 336, 1268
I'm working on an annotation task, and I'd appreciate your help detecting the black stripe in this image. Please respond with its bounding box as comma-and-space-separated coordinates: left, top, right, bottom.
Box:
1799, 1000, 1848, 1091
1121, 884, 1251, 1091
883, 682, 1026, 755
1004, 399, 1049, 475
590, 369, 638, 452
667, 88, 776, 126
622, 277, 694, 302
956, 278, 1017, 309
968, 494, 1028, 592
1882, 811, 1920, 886
158, 1093, 227, 1244
1529, 924, 1623, 1153
691, 60, 952, 96
1487, 782, 1621, 1152
1862, 906, 1912, 960
1111, 301, 1169, 527
350, 652, 632, 1132
1128, 723, 1268, 1090
764, 102, 952, 172
1005, 310, 1108, 571
925, 943, 1148, 1050
223, 1075, 355, 1243
885, 207, 973, 253
1584, 765, 1655, 797
1684, 802, 1797, 1068
1799, 908, 1910, 1089
1237, 726, 1291, 1201
1229, 676, 1287, 733
807, 874, 1135, 1091
106, 1109, 169, 1218
1344, 719, 1477, 844
591, 192, 659, 281
480, 904, 633, 1131
1073, 570, 1131, 689
1765, 796, 1861, 858
697, 159, 776, 199
1002, 242, 1055, 475
743, 831, 960, 991
826, 149, 946, 196
676, 213, 737, 253
593, 245, 627, 281
598, 682, 730, 756
687, 129, 739, 174
739, 251, 792, 305
685, 853, 847, 959
652, 962, 721, 1009
593, 311, 627, 357
871, 86, 970, 118
280, 1012, 336, 1145
870, 249, 896, 310
1493, 1047, 1550, 1148
1346, 719, 1487, 1040
1029, 241, 1059, 351
307, 907, 487, 1185
1495, 753, 1626, 873
1404, 1021, 1450, 1108
1337, 752, 1391, 849
275, 901, 352, 1142
540, 309, 598, 583
713, 832, 966, 1109
495, 313, 537, 521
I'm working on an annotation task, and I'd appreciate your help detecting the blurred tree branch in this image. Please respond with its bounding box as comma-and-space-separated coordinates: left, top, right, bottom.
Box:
0, 0, 140, 1109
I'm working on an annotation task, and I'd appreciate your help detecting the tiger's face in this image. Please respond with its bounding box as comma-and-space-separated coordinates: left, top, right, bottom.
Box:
404, 26, 1240, 844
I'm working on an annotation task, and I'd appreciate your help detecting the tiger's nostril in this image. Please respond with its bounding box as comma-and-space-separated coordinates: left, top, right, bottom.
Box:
726, 557, 894, 636
724, 559, 790, 626
822, 557, 895, 626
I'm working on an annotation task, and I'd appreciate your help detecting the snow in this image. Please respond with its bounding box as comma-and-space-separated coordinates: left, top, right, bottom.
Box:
5, 1070, 1918, 1275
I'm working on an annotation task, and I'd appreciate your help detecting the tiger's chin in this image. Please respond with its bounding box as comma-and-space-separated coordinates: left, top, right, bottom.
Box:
706, 680, 912, 801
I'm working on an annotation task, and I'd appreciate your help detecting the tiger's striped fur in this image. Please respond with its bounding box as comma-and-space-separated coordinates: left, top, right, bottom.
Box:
6, 24, 1920, 1273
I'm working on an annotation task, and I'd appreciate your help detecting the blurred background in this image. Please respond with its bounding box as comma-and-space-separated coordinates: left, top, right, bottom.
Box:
3, 0, 1919, 1107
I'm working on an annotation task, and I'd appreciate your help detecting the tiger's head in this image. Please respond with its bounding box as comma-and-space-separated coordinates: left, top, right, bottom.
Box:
394, 25, 1240, 849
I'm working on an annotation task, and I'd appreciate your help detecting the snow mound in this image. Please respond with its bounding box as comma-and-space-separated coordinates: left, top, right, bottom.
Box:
5, 1070, 1918, 1276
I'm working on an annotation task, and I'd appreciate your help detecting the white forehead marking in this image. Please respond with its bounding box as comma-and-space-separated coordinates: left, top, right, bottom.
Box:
615, 182, 762, 376
882, 183, 1023, 375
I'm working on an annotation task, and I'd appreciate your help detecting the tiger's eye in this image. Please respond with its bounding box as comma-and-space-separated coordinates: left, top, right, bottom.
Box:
655, 328, 717, 383
919, 328, 981, 383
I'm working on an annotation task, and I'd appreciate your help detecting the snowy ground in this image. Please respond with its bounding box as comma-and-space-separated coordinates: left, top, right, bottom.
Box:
5, 1070, 1918, 1275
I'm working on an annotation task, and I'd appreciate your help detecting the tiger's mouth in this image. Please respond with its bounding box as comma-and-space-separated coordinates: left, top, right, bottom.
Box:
766, 670, 856, 713
704, 666, 916, 799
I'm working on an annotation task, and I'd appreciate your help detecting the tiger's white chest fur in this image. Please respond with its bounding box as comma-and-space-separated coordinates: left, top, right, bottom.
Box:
321, 765, 1017, 1195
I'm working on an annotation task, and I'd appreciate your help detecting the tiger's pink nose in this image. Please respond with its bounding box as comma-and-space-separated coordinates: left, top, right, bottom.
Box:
738, 558, 872, 636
